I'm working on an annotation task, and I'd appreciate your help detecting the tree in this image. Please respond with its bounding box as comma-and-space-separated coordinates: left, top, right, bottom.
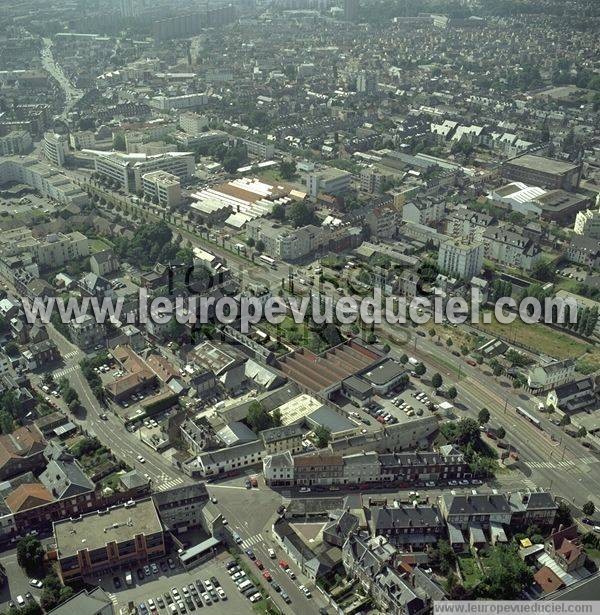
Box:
577, 426, 587, 438
397, 373, 409, 390
496, 426, 506, 440
478, 408, 490, 425
289, 202, 317, 228
246, 402, 273, 433
556, 501, 573, 527
279, 160, 296, 180
272, 202, 286, 221
477, 545, 532, 599
446, 386, 457, 400
112, 132, 126, 151
446, 337, 453, 348
428, 328, 436, 338
255, 240, 265, 253
399, 354, 408, 365
415, 362, 426, 376
314, 425, 331, 449
431, 373, 443, 391
16, 536, 44, 572
582, 501, 595, 516
246, 237, 255, 247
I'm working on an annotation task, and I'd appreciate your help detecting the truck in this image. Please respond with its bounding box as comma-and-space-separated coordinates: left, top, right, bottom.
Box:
125, 571, 133, 586
408, 357, 419, 366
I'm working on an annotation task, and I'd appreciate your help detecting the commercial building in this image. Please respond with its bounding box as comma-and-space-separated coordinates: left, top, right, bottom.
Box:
42, 132, 69, 167
501, 154, 582, 192
54, 498, 165, 582
141, 170, 181, 208
437, 239, 483, 281
246, 219, 325, 262
0, 157, 88, 207
91, 151, 195, 193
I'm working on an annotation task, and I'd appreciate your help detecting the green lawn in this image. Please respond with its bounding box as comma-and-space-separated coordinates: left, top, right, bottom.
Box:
89, 237, 114, 253
262, 315, 329, 354
478, 310, 594, 361
458, 555, 483, 590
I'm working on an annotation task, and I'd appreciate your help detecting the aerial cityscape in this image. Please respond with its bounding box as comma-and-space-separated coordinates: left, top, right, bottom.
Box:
0, 0, 599, 613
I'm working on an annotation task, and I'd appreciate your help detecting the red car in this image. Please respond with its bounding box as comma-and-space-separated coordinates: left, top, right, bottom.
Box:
262, 571, 272, 582
279, 560, 289, 570
255, 560, 264, 570
466, 359, 477, 367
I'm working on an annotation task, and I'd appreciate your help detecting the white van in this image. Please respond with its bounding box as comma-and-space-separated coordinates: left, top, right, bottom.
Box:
238, 580, 252, 592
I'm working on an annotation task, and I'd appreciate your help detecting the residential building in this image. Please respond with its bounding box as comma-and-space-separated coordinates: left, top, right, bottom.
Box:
179, 112, 208, 136
402, 196, 445, 226
0, 157, 88, 207
574, 203, 600, 239
141, 170, 181, 208
0, 131, 32, 156
370, 505, 444, 549
246, 219, 325, 261
546, 377, 596, 415
294, 453, 344, 486
186, 440, 264, 478
233, 137, 275, 159
68, 314, 104, 350
262, 450, 295, 486
508, 491, 558, 529
149, 93, 208, 112
565, 236, 600, 268
306, 167, 352, 197
439, 492, 513, 531
39, 453, 95, 500
90, 250, 119, 277
437, 239, 483, 281
365, 205, 397, 239
54, 498, 165, 582
261, 424, 304, 455
360, 168, 383, 194
447, 209, 495, 243
527, 359, 576, 393
0, 425, 46, 481
501, 154, 582, 191
152, 483, 209, 534
544, 525, 586, 573
42, 132, 69, 167
482, 226, 542, 271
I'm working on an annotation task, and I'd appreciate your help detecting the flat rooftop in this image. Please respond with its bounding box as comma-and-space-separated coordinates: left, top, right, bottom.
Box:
54, 498, 162, 556
506, 154, 579, 175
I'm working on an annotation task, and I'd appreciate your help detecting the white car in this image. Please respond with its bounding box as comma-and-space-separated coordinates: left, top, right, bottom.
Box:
16, 596, 25, 606
268, 548, 276, 558
217, 588, 227, 600
249, 593, 261, 603
29, 579, 43, 588
137, 455, 146, 463
299, 487, 311, 493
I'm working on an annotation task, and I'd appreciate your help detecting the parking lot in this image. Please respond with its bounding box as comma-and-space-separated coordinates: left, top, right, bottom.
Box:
94, 553, 261, 615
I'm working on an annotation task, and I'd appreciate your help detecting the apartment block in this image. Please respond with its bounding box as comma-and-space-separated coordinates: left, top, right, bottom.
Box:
0, 130, 32, 156
306, 167, 352, 197
179, 112, 209, 136
42, 132, 69, 167
437, 239, 483, 281
141, 170, 181, 208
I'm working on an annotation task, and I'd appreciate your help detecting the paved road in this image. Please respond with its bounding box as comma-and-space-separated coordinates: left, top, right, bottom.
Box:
40, 37, 83, 118
206, 477, 329, 615
45, 324, 189, 490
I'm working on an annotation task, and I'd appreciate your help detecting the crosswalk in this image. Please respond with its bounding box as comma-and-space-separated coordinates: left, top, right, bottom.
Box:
155, 477, 185, 492
526, 456, 597, 470
242, 533, 263, 549
63, 350, 80, 360
53, 364, 79, 378
107, 592, 119, 607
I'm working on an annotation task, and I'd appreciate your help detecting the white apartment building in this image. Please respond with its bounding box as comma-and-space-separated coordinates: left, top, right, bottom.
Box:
0, 157, 88, 207
306, 167, 352, 197
234, 137, 275, 159
246, 219, 324, 261
527, 359, 576, 393
574, 201, 600, 239
69, 131, 96, 150
149, 92, 208, 112
0, 131, 32, 156
482, 227, 542, 271
437, 239, 483, 281
42, 132, 69, 167
179, 112, 209, 136
402, 196, 446, 225
141, 170, 181, 208
0, 227, 89, 268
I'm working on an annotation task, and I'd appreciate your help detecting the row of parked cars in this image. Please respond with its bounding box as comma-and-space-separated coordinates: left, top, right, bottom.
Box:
225, 559, 271, 604
139, 578, 226, 614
